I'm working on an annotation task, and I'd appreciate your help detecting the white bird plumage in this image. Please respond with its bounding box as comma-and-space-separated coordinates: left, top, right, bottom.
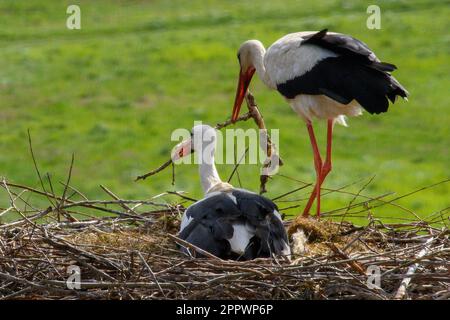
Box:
231, 29, 408, 218
175, 125, 290, 259
237, 32, 363, 126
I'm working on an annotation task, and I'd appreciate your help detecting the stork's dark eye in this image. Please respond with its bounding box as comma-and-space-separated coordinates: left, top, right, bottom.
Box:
237, 53, 241, 62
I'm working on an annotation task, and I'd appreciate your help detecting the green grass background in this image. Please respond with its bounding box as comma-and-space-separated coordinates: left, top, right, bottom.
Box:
0, 0, 448, 222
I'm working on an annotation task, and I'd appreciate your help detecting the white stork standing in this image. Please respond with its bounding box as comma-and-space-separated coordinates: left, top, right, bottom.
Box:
173, 125, 290, 260
230, 29, 409, 218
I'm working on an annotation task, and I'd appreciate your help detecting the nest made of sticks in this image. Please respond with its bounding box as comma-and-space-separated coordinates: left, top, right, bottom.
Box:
0, 179, 448, 300
0, 93, 448, 300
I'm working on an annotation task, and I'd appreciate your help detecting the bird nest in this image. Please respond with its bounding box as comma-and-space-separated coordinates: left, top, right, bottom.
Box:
0, 180, 448, 300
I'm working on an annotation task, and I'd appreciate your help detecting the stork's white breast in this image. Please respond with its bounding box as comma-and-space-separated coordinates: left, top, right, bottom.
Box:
228, 223, 254, 254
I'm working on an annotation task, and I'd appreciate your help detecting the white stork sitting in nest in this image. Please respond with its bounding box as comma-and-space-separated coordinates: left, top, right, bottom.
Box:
229, 29, 409, 218
173, 125, 290, 260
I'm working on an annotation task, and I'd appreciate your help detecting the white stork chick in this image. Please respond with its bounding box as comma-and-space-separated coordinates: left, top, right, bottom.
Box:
173, 125, 290, 260
230, 29, 409, 218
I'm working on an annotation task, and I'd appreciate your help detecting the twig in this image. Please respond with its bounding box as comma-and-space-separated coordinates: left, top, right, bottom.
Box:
227, 146, 249, 183
135, 113, 253, 182
245, 92, 283, 166
136, 251, 167, 298
244, 92, 283, 193
27, 129, 56, 207
166, 191, 197, 202
326, 243, 366, 276
168, 234, 224, 261
394, 237, 435, 299
100, 185, 138, 216
56, 154, 78, 222
135, 92, 285, 192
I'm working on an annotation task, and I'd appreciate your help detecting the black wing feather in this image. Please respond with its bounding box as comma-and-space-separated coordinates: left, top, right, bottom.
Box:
303, 29, 399, 73
232, 189, 289, 259
179, 190, 289, 260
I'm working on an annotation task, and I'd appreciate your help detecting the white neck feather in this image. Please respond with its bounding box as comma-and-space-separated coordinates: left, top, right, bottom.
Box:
193, 131, 223, 194
198, 156, 222, 194
249, 43, 276, 89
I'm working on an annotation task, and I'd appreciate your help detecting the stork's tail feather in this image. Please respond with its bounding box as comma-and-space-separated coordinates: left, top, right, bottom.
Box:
342, 59, 409, 115
386, 75, 409, 104
356, 72, 409, 115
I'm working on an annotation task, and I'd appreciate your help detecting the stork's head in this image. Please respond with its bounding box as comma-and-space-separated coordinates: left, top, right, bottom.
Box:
232, 40, 265, 122
172, 125, 217, 162
191, 124, 217, 155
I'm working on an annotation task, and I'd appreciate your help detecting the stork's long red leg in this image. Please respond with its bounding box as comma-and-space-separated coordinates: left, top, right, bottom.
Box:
323, 119, 333, 179
316, 119, 333, 217
302, 120, 334, 218
302, 121, 322, 217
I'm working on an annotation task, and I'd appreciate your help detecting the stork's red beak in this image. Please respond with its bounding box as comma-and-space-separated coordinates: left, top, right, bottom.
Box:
171, 139, 192, 161
231, 67, 255, 122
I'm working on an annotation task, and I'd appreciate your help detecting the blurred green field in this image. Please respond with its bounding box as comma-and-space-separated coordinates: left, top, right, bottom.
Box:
0, 0, 449, 223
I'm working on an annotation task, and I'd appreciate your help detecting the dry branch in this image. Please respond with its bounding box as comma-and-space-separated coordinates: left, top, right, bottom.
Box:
134, 112, 253, 182
394, 237, 436, 299
135, 92, 283, 194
